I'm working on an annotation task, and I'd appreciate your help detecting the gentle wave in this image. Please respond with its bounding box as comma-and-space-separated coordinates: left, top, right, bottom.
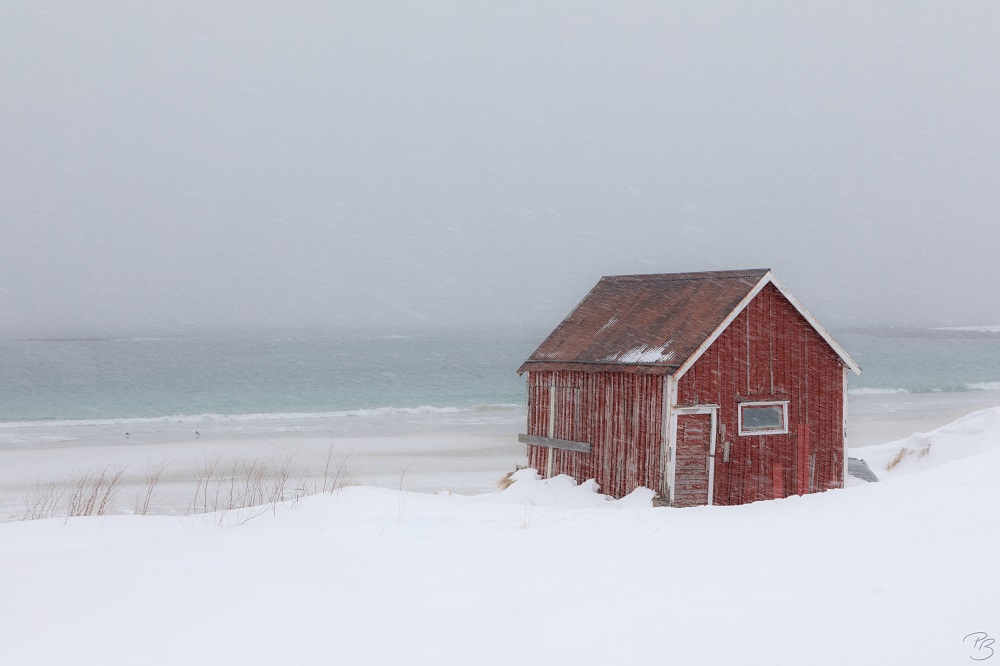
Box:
848, 388, 911, 396
966, 382, 1000, 391
0, 404, 524, 430
849, 384, 1000, 396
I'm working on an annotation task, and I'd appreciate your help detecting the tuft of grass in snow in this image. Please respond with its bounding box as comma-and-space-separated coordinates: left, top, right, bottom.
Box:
10, 443, 360, 524
519, 501, 538, 529
885, 440, 933, 471
886, 447, 908, 471
66, 465, 128, 518
397, 465, 410, 524
189, 453, 293, 518
15, 465, 130, 521
133, 458, 171, 516
320, 446, 355, 494
496, 465, 526, 491
15, 482, 66, 521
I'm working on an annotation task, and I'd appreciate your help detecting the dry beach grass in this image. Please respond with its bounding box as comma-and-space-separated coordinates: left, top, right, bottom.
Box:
10, 446, 357, 523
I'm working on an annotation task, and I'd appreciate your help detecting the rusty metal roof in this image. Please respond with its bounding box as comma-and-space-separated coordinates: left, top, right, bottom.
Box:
518, 269, 771, 375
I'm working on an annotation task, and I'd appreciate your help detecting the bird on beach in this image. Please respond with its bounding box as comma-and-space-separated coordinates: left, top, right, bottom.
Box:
194, 430, 201, 438
124, 431, 130, 438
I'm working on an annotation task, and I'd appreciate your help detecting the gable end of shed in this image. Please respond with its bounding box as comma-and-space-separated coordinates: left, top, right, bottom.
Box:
672, 271, 860, 381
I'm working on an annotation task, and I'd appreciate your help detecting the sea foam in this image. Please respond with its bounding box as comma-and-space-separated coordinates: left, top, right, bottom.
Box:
0, 404, 524, 431
848, 387, 911, 396
966, 382, 1000, 392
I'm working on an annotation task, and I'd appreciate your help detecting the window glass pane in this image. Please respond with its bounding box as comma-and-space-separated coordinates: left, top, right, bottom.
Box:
742, 405, 783, 430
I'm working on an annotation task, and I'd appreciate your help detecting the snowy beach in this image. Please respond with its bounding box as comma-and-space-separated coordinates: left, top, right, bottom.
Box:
3, 390, 999, 520
2, 388, 999, 518
2, 392, 1000, 665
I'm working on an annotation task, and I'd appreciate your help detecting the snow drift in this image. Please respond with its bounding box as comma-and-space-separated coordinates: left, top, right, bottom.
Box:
850, 405, 1000, 478
2, 408, 1000, 665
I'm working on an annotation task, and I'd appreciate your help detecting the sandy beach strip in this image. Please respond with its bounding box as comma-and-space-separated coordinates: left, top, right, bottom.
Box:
2, 391, 999, 521
0, 430, 524, 521
847, 389, 1000, 448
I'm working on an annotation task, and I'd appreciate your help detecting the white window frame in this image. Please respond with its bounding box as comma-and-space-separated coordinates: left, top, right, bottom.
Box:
737, 400, 789, 436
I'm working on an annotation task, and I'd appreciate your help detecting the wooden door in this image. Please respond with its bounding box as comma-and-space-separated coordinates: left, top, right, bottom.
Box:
673, 413, 712, 507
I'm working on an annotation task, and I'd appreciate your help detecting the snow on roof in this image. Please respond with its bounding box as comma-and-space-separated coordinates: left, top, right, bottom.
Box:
613, 344, 677, 365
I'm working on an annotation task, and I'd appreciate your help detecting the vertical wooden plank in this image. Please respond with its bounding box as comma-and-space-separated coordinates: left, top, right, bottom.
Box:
770, 453, 783, 500
797, 424, 809, 495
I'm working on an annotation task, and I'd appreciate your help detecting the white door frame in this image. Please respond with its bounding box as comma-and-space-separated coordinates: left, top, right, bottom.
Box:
546, 386, 556, 478
670, 404, 719, 506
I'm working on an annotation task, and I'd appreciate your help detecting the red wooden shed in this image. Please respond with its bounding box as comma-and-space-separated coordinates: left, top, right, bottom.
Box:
517, 269, 861, 507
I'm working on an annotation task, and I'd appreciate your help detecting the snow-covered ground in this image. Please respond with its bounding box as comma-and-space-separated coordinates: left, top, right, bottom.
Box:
849, 404, 1000, 480
2, 402, 999, 664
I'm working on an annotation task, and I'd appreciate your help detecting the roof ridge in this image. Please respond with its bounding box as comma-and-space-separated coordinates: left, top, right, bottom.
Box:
604, 268, 770, 282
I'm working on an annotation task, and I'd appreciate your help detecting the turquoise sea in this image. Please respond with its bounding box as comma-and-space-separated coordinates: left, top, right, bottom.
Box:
0, 329, 543, 424
0, 326, 998, 445
836, 328, 1000, 395
0, 328, 544, 447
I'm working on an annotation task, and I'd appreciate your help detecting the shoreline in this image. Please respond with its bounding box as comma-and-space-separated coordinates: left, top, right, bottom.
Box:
4, 389, 998, 450
2, 390, 998, 521
847, 389, 1000, 448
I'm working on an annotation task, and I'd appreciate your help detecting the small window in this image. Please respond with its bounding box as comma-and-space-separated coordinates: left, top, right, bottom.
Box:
738, 401, 788, 436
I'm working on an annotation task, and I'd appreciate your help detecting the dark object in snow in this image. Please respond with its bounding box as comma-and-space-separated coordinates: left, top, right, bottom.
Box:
848, 457, 879, 483
517, 269, 862, 506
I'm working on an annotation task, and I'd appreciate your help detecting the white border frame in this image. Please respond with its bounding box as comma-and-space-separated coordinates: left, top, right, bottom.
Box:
842, 366, 849, 488
671, 404, 719, 506
737, 400, 789, 436
662, 375, 677, 504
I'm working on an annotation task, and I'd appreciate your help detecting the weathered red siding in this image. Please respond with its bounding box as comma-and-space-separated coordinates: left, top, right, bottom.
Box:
675, 283, 845, 505
526, 370, 664, 498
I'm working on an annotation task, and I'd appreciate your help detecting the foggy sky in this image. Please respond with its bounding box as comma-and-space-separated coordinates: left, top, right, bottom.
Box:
3, 1, 999, 336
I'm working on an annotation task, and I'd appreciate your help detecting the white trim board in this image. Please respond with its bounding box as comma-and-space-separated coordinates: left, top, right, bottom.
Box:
663, 376, 678, 505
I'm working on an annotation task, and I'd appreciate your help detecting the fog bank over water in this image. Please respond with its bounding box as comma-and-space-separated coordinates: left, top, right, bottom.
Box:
3, 2, 999, 337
